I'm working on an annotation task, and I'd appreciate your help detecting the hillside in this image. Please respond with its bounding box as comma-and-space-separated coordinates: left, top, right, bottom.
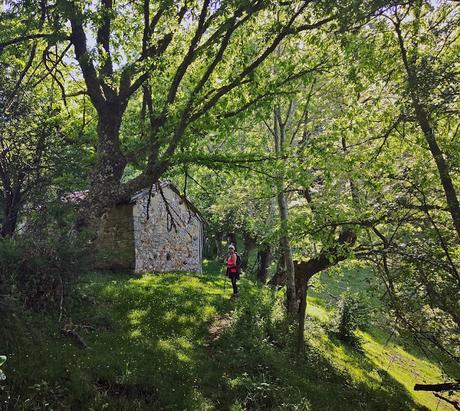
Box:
2, 263, 458, 410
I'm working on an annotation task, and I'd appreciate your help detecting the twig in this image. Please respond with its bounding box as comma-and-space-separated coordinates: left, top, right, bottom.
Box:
433, 393, 460, 410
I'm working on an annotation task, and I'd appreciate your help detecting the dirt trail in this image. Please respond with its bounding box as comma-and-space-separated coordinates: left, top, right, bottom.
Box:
208, 312, 233, 342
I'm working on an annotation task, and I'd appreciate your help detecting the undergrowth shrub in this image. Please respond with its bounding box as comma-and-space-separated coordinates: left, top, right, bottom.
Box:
333, 293, 369, 349
233, 286, 291, 349
0, 226, 92, 311
0, 233, 88, 308
215, 286, 310, 410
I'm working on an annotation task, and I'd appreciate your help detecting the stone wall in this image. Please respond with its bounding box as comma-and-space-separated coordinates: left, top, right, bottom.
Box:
133, 186, 203, 273
96, 204, 135, 270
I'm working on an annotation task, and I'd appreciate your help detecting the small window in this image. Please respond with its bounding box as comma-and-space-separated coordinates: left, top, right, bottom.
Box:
166, 253, 171, 261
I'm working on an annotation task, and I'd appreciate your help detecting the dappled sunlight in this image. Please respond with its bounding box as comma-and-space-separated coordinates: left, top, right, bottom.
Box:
359, 331, 458, 410
306, 300, 330, 323
5, 270, 453, 410
128, 309, 148, 326
306, 299, 452, 410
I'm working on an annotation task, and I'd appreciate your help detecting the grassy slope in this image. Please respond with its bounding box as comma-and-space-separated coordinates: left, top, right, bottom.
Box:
308, 268, 460, 411
1, 261, 458, 410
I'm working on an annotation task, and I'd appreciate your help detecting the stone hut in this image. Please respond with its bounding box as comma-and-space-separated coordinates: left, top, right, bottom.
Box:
97, 182, 205, 273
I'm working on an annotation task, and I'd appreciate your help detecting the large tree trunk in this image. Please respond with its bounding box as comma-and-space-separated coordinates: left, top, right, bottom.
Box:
76, 106, 127, 228
89, 108, 126, 211
257, 244, 271, 283
70, 10, 129, 226
294, 228, 357, 351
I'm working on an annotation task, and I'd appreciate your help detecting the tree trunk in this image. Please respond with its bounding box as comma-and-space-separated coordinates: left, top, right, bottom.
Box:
257, 244, 271, 283
293, 228, 357, 350
296, 274, 309, 352
277, 189, 297, 316
242, 234, 256, 269
78, 107, 127, 227
0, 181, 22, 237
0, 200, 20, 237
273, 105, 297, 317
413, 104, 460, 240
395, 21, 460, 240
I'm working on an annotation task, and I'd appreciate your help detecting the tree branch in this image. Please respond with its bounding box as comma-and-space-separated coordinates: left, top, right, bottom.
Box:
414, 382, 460, 392
0, 33, 55, 52
69, 9, 105, 108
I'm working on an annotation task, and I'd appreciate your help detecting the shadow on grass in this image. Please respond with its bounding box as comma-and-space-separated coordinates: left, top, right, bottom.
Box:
190, 284, 428, 411
3, 271, 431, 410
71, 271, 234, 409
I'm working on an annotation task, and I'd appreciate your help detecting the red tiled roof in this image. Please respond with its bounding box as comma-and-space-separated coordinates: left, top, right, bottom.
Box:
61, 190, 89, 203
61, 182, 205, 223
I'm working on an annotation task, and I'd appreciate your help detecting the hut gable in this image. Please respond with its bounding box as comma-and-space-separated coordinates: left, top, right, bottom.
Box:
95, 181, 204, 273
132, 183, 204, 273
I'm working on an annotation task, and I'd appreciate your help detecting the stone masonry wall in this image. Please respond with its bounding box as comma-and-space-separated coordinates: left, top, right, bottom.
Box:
133, 187, 202, 273
96, 204, 135, 270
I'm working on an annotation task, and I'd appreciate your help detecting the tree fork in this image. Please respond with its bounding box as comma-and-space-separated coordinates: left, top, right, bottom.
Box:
293, 228, 357, 350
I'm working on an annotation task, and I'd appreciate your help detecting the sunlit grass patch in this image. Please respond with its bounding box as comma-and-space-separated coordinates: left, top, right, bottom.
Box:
306, 298, 330, 322
306, 297, 456, 411
360, 330, 458, 411
4, 268, 457, 410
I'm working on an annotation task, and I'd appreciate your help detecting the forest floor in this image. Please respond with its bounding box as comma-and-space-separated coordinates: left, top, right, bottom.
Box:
2, 261, 459, 410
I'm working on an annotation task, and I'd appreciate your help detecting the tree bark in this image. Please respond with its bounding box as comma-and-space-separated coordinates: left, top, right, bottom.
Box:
88, 108, 126, 215
257, 244, 271, 283
296, 275, 309, 352
75, 107, 127, 228
277, 188, 297, 315
273, 105, 297, 316
0, 190, 21, 237
0, 164, 23, 237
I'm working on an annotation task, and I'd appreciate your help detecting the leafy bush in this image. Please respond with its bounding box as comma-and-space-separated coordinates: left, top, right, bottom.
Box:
333, 293, 369, 349
0, 228, 92, 310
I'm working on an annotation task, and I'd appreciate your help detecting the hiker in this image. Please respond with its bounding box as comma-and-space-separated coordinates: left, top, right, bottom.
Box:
226, 244, 240, 297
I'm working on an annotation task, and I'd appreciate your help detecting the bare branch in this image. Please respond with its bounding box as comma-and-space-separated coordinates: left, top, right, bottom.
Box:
0, 33, 56, 52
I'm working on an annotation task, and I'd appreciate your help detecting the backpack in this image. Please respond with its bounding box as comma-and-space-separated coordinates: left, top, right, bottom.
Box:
236, 253, 242, 274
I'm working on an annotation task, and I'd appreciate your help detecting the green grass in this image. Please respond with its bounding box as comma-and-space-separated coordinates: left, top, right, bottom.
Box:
307, 265, 460, 411
1, 261, 458, 410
